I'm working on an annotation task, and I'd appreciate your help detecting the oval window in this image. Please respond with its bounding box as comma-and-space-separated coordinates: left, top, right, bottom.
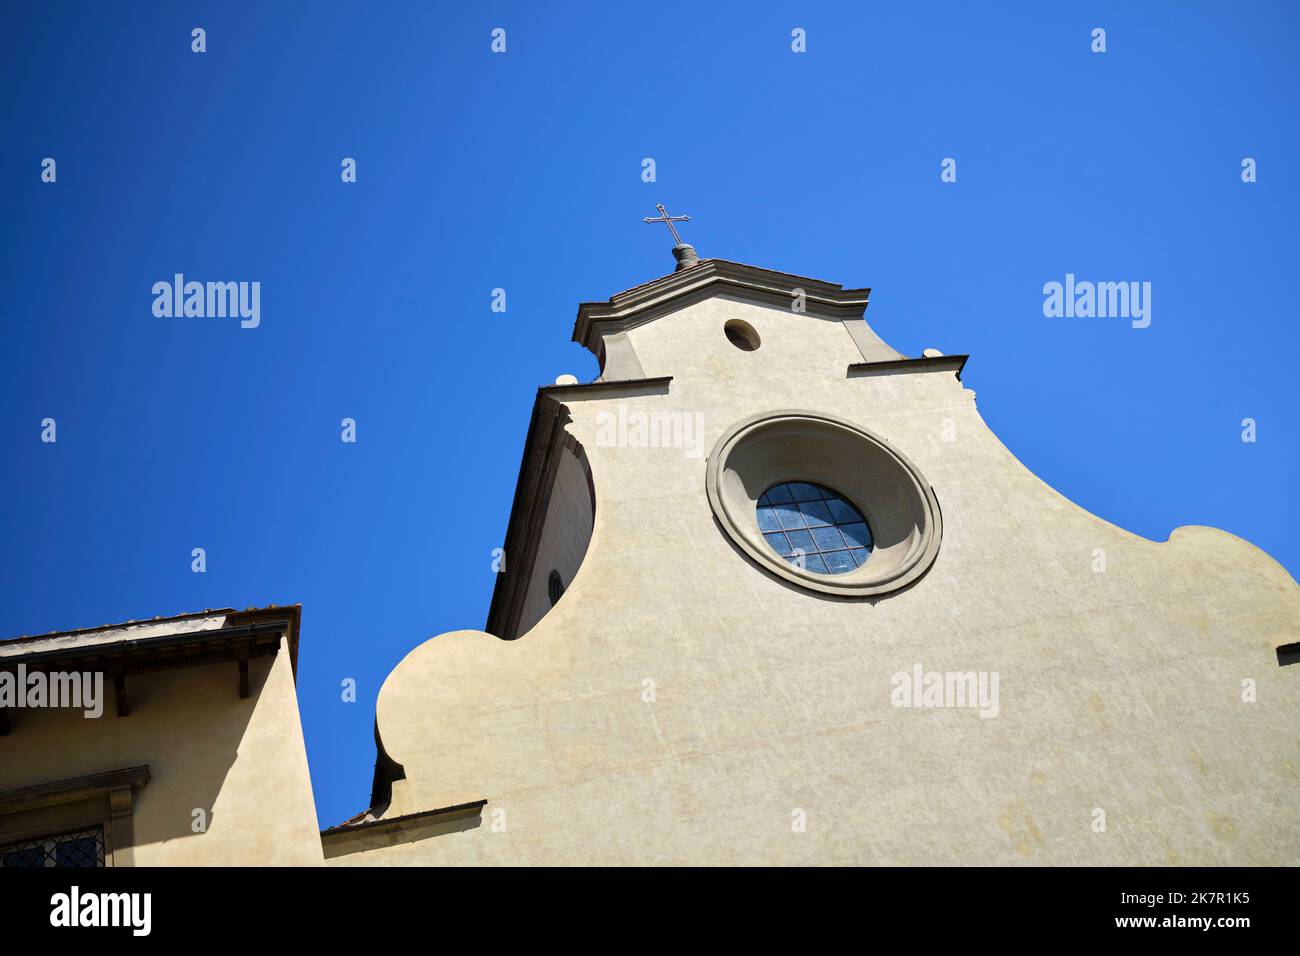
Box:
724, 319, 760, 351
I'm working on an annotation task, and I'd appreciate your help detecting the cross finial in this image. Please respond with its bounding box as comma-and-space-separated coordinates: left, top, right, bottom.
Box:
642, 203, 699, 271
643, 203, 690, 245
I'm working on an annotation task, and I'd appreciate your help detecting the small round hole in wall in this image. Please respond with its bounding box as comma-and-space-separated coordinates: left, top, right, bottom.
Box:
724, 319, 760, 352
547, 570, 565, 606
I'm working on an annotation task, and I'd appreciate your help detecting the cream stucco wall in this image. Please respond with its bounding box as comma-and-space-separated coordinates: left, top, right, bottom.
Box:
337, 291, 1299, 866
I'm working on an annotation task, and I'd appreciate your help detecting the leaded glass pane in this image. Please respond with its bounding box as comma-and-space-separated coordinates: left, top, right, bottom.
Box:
823, 549, 858, 573
763, 532, 793, 556
840, 522, 873, 549
756, 507, 783, 532
775, 506, 806, 531
0, 827, 105, 868
802, 553, 829, 574
798, 500, 833, 527
755, 482, 873, 576
811, 526, 846, 552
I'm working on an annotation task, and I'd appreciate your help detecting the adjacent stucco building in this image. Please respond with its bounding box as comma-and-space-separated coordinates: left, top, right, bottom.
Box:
0, 607, 322, 866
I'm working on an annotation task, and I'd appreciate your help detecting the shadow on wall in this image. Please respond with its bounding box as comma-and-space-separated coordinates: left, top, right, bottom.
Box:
494, 422, 597, 642
0, 655, 271, 849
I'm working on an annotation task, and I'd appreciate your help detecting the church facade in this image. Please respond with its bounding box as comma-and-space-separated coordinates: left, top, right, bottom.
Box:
324, 250, 1300, 865
5, 250, 1298, 866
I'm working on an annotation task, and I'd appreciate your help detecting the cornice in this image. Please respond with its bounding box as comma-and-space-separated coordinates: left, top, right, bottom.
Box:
572, 259, 871, 354
847, 354, 970, 381
540, 375, 673, 399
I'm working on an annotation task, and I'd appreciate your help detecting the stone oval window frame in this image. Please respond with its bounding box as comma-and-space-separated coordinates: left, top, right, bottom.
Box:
724, 319, 761, 352
705, 410, 942, 597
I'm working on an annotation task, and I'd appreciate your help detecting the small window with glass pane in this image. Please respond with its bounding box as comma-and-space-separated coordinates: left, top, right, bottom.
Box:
0, 827, 106, 868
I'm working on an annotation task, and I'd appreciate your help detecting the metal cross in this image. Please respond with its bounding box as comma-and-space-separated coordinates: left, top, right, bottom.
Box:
642, 203, 691, 246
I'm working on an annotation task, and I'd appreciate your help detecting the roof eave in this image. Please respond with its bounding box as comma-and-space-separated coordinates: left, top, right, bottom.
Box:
572, 259, 871, 355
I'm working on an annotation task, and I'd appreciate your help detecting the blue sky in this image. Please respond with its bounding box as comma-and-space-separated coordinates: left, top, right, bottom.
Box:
2, 2, 1296, 827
